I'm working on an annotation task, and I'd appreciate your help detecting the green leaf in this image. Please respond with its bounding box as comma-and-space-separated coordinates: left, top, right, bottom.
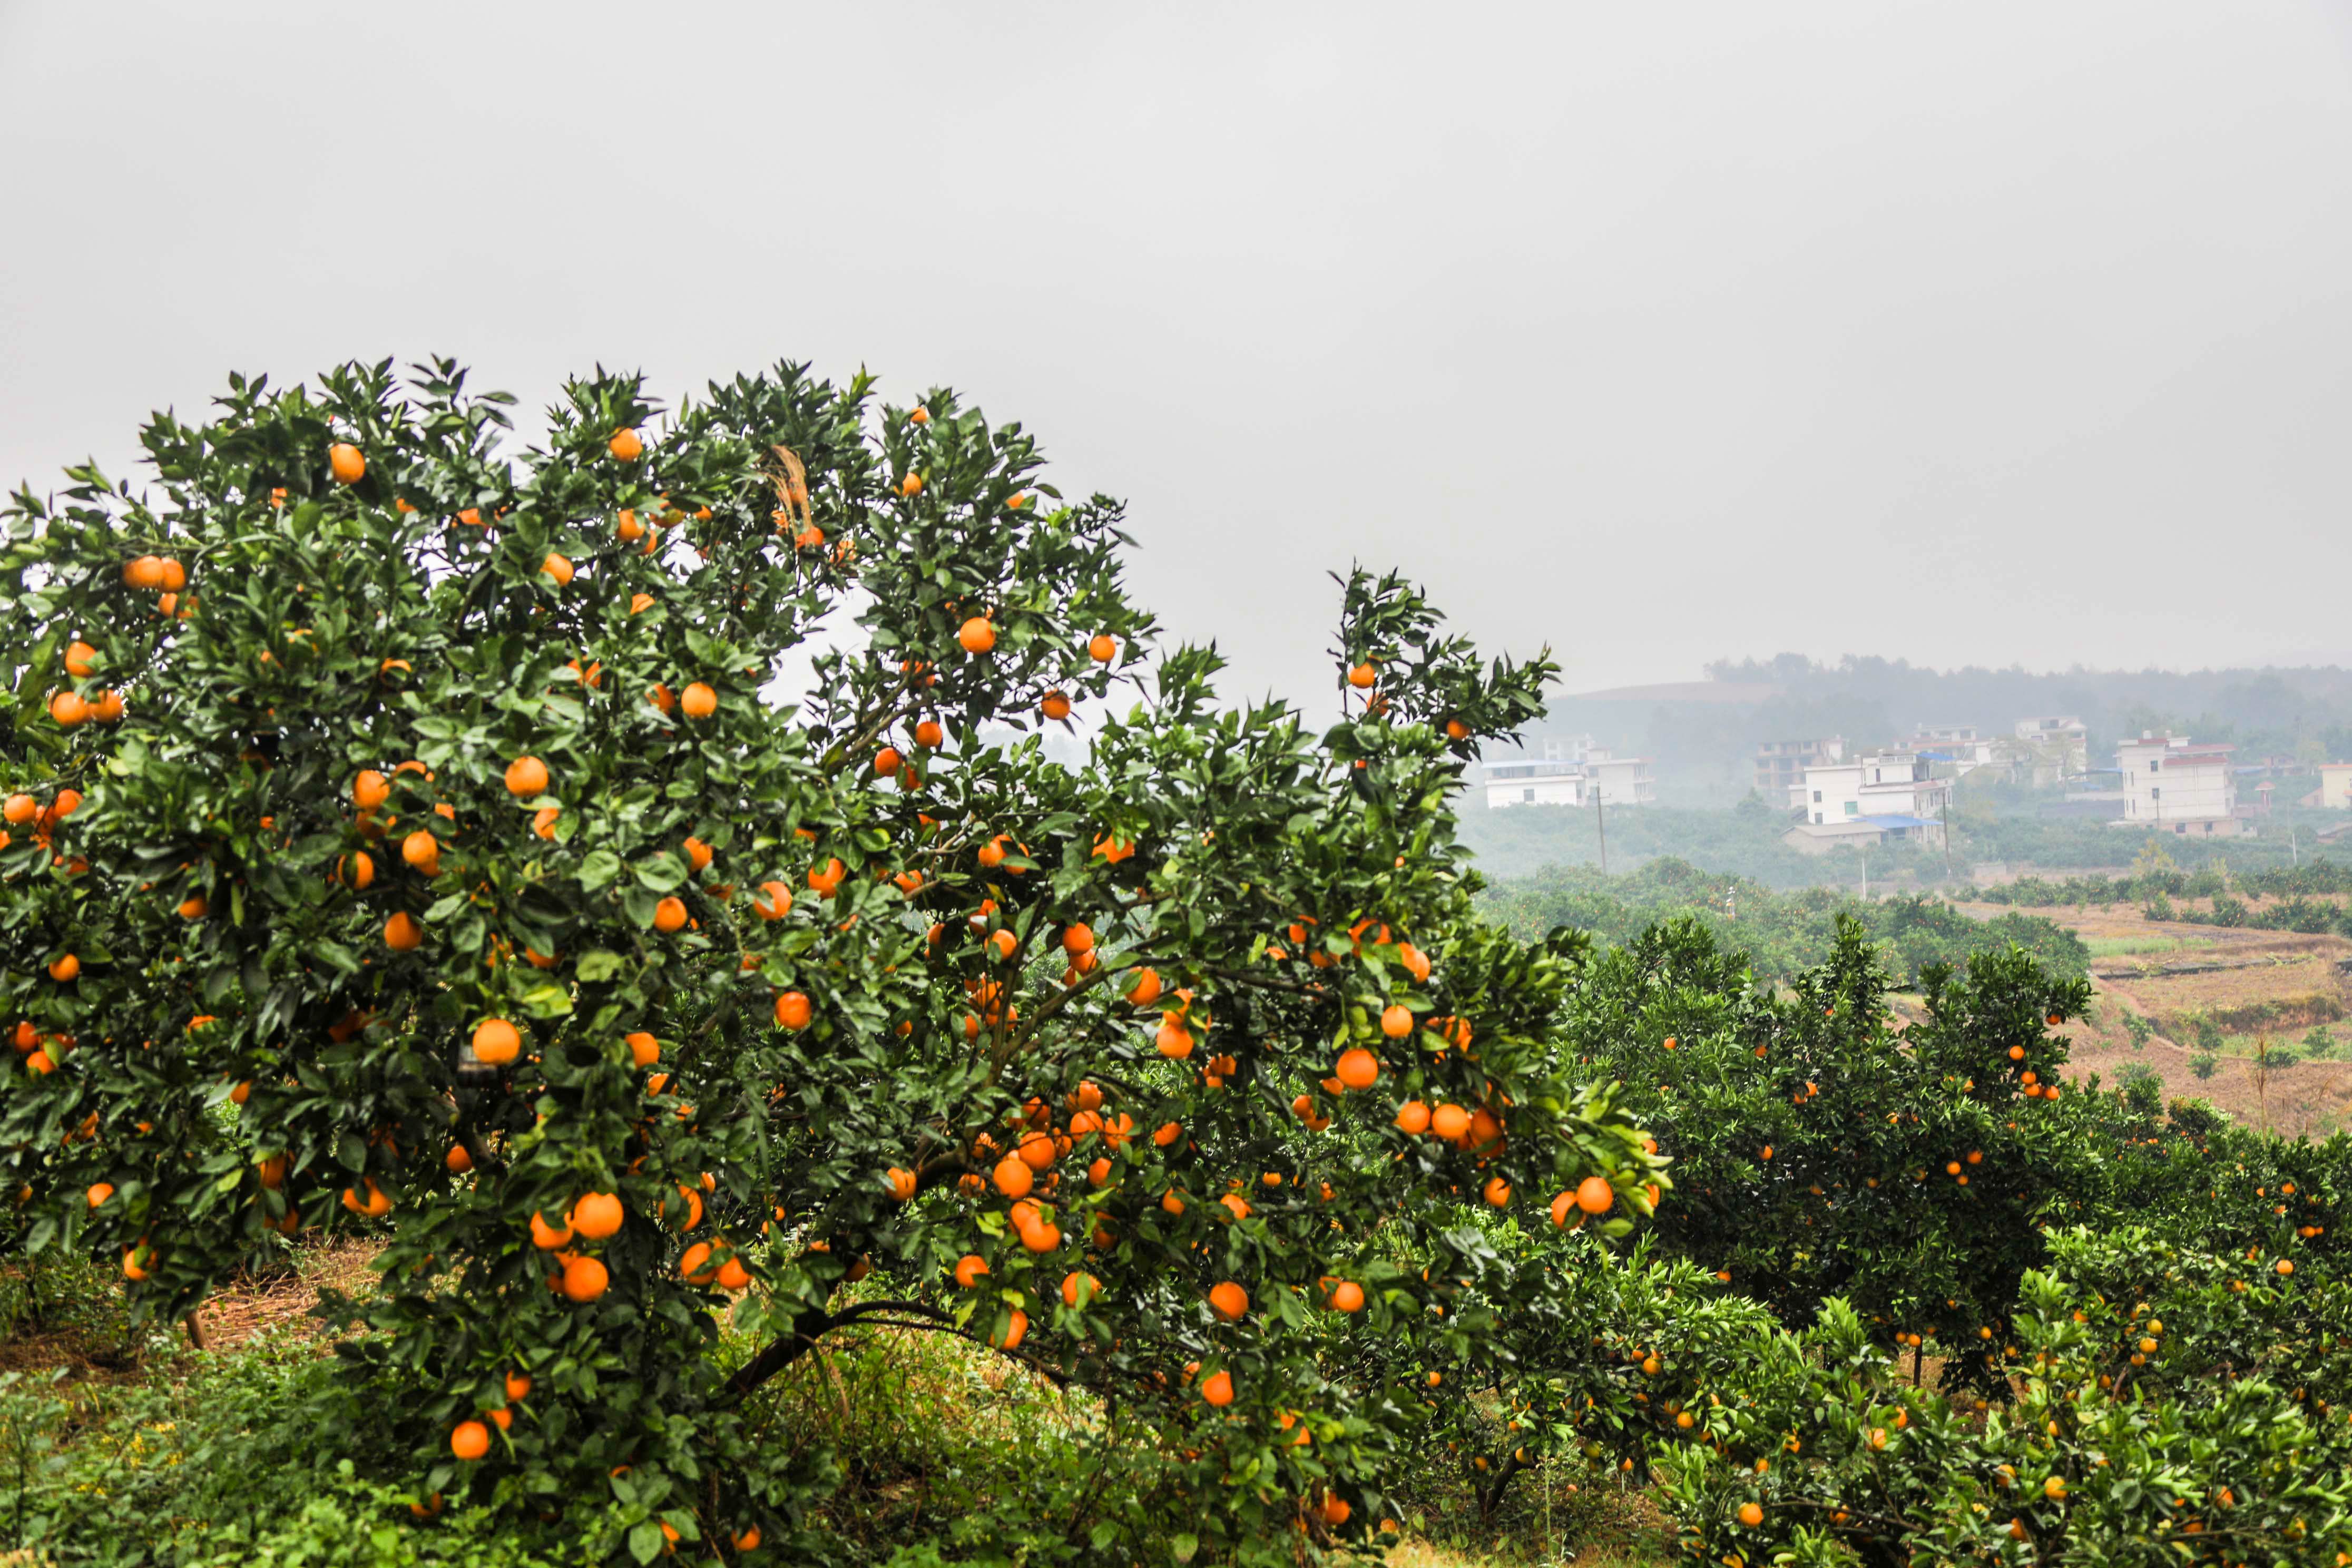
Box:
575, 949, 625, 983
580, 850, 623, 891
628, 1523, 664, 1564
519, 984, 574, 1020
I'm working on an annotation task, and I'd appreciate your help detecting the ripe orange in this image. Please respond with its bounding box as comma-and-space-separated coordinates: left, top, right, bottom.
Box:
627, 1031, 661, 1067
1088, 633, 1117, 663
1575, 1175, 1615, 1215
1125, 967, 1163, 1006
993, 1155, 1034, 1199
472, 1018, 521, 1065
50, 691, 89, 726
178, 894, 208, 919
47, 953, 79, 983
1429, 1103, 1469, 1141
954, 1253, 990, 1288
1347, 662, 1377, 689
572, 1191, 624, 1240
1208, 1281, 1248, 1321
124, 555, 166, 590
886, 1167, 918, 1201
1737, 1502, 1764, 1528
1201, 1370, 1235, 1406
1482, 1177, 1513, 1207
1328, 1280, 1365, 1313
450, 1419, 491, 1461
609, 428, 644, 462
899, 472, 924, 497
1394, 1099, 1430, 1134
1335, 1047, 1378, 1090
401, 829, 440, 875
991, 1308, 1027, 1350
541, 553, 574, 586
681, 682, 718, 719
752, 881, 793, 919
773, 991, 811, 1031
2, 794, 32, 825
329, 442, 366, 484
505, 1370, 532, 1403
504, 756, 549, 797
1379, 1005, 1414, 1038
1062, 923, 1096, 956
87, 1182, 113, 1209
1061, 1271, 1099, 1307
652, 896, 688, 933
914, 719, 944, 748
1155, 1018, 1194, 1059
533, 806, 560, 839
65, 640, 97, 678
1041, 691, 1071, 721
446, 1144, 473, 1173
561, 1254, 609, 1301
958, 617, 996, 654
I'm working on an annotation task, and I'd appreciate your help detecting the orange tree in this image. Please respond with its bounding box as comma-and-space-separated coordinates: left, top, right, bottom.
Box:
0, 359, 1662, 1561
1557, 916, 2097, 1391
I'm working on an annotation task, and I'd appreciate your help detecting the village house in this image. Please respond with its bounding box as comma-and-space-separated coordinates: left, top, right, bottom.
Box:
2008, 716, 2090, 782
1782, 748, 1951, 853
2114, 732, 2241, 837
1481, 737, 1657, 809
2299, 761, 2352, 810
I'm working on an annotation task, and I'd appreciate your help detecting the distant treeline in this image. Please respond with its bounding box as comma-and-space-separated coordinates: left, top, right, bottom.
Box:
1975, 856, 2352, 935
1479, 856, 2089, 986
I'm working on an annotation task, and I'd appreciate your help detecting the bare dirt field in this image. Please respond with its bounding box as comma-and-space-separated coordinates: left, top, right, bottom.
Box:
1958, 901, 2352, 1139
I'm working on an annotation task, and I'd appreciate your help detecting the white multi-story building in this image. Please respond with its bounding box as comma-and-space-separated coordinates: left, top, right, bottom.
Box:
2114, 732, 2240, 837
1482, 757, 1586, 809
2304, 762, 2352, 810
1584, 749, 1658, 807
1783, 748, 1950, 850
1798, 749, 1953, 826
1480, 739, 1657, 809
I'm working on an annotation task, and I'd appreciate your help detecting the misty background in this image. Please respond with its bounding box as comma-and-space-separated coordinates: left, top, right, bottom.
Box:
3, 2, 2348, 719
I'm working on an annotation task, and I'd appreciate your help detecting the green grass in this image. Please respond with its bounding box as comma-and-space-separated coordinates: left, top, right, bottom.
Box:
0, 1257, 1672, 1567
2084, 935, 2217, 958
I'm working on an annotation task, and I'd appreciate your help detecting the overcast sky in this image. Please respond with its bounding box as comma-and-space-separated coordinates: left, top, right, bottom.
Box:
4, 3, 2347, 708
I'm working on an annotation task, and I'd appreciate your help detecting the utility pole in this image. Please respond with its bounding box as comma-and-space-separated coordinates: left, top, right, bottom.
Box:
1594, 782, 1608, 876
1860, 845, 1868, 901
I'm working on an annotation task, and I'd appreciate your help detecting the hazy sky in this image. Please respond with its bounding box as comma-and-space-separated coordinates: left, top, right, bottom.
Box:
4, 3, 2348, 708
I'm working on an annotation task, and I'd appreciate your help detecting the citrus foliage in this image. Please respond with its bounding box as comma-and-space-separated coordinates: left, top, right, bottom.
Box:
0, 359, 1661, 1559
1654, 1230, 2352, 1566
